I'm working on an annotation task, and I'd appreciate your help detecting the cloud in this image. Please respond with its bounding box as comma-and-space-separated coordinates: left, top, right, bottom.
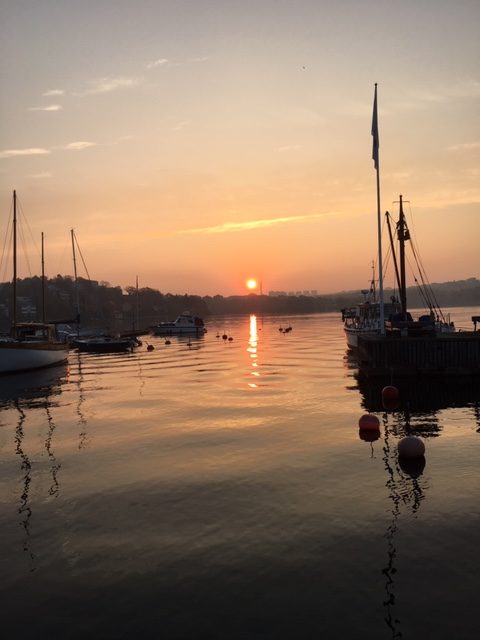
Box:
64, 141, 96, 150
277, 144, 303, 153
172, 121, 191, 132
31, 172, 52, 179
175, 213, 331, 236
28, 104, 63, 111
447, 141, 480, 152
188, 56, 210, 63
83, 76, 143, 95
147, 58, 168, 69
43, 89, 65, 96
0, 148, 50, 159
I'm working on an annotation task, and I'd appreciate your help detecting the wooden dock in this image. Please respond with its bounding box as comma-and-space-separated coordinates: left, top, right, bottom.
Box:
357, 331, 480, 377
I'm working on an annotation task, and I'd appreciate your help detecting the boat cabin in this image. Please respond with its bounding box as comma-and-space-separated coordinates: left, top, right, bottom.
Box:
12, 323, 58, 342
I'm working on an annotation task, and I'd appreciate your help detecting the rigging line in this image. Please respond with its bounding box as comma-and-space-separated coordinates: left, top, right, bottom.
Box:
404, 202, 433, 290
0, 219, 13, 282
73, 232, 91, 281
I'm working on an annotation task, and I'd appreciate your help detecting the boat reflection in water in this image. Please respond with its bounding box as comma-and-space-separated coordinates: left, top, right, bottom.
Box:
356, 369, 480, 418
0, 362, 68, 407
4, 363, 68, 574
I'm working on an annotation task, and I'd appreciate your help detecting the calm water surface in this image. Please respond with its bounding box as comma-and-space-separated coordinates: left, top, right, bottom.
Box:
1, 310, 479, 639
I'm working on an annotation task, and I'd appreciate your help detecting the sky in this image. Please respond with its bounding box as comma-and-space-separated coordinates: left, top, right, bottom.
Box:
1, 0, 479, 296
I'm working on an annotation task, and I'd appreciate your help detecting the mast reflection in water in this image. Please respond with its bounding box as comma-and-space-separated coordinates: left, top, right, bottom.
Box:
0, 310, 478, 639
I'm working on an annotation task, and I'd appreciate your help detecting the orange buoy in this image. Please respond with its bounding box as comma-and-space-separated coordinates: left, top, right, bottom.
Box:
358, 414, 380, 430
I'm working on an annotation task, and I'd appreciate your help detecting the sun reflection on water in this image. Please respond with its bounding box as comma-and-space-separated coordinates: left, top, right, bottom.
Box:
247, 314, 259, 388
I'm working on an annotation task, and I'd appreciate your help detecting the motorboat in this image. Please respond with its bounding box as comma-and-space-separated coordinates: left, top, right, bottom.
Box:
72, 335, 139, 353
151, 312, 207, 336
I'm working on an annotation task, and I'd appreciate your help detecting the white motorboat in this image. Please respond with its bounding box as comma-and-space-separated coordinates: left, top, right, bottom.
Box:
151, 312, 207, 336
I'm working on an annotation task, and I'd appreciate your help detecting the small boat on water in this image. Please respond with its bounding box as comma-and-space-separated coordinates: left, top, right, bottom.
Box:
0, 322, 69, 374
151, 312, 207, 336
0, 191, 68, 374
72, 335, 139, 353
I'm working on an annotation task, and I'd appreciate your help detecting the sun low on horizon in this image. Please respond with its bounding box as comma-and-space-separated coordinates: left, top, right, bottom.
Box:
246, 278, 258, 291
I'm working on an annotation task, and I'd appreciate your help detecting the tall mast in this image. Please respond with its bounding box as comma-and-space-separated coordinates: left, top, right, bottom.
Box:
372, 84, 385, 333
41, 231, 46, 322
12, 190, 17, 327
71, 229, 80, 331
398, 195, 408, 315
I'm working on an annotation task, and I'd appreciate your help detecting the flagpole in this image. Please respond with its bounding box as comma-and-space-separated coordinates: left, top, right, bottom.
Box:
372, 83, 385, 334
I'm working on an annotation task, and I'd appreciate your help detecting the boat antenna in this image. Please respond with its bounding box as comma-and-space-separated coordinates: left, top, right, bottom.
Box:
372, 84, 385, 334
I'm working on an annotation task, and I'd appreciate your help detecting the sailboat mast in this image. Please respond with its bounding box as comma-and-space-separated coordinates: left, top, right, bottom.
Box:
12, 190, 17, 327
398, 195, 408, 315
71, 229, 80, 330
372, 84, 385, 334
41, 231, 46, 323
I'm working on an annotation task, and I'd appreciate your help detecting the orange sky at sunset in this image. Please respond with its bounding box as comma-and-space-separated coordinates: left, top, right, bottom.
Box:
1, 1, 479, 296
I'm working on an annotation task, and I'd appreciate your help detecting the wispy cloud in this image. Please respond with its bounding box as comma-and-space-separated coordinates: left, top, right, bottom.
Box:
188, 56, 210, 63
447, 141, 480, 152
83, 76, 143, 95
277, 144, 303, 153
31, 171, 52, 179
175, 213, 330, 236
147, 58, 168, 69
43, 89, 65, 96
172, 120, 191, 132
0, 148, 50, 159
28, 104, 63, 111
63, 141, 96, 150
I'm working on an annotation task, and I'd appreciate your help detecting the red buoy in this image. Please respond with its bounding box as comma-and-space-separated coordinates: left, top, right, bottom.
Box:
359, 428, 380, 442
358, 414, 380, 430
398, 436, 425, 458
382, 386, 400, 401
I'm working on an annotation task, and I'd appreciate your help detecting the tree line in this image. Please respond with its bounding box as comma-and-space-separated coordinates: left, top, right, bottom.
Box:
0, 275, 478, 333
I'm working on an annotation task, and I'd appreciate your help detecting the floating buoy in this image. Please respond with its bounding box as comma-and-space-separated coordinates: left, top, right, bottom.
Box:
399, 455, 426, 478
165, 339, 171, 345
358, 414, 381, 430
147, 344, 154, 351
228, 336, 233, 342
359, 428, 380, 442
222, 333, 228, 340
382, 385, 400, 402
216, 332, 220, 338
398, 436, 425, 458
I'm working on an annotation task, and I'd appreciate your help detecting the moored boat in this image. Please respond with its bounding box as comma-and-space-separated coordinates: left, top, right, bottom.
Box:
151, 311, 207, 336
344, 86, 454, 350
0, 191, 68, 374
72, 335, 139, 353
0, 322, 68, 374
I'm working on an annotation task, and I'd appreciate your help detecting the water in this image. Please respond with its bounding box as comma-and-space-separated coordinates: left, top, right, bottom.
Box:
0, 309, 479, 639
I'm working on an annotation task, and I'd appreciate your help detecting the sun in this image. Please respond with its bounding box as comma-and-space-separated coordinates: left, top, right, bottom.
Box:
246, 278, 258, 291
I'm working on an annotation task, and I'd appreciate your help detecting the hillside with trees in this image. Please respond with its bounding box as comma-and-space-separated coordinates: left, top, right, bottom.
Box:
0, 276, 478, 333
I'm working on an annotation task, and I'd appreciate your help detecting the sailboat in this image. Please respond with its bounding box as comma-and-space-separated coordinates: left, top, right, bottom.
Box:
343, 86, 454, 350
67, 229, 139, 353
0, 191, 69, 374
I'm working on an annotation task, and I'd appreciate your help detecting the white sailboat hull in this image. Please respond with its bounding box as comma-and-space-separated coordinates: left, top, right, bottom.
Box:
0, 342, 68, 374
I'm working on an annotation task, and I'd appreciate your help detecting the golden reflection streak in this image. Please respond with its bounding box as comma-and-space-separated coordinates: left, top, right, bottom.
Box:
247, 315, 259, 388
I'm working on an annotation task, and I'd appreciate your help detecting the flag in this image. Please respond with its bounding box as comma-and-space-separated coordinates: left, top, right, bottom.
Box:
371, 84, 379, 169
